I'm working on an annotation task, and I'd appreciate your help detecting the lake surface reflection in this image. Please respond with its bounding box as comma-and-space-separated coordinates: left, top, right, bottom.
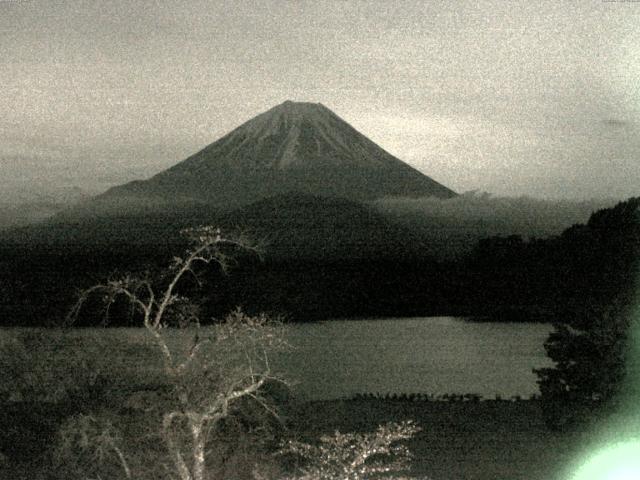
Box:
273, 317, 553, 400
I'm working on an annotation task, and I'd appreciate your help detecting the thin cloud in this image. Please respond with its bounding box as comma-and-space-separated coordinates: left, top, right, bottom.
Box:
603, 118, 630, 128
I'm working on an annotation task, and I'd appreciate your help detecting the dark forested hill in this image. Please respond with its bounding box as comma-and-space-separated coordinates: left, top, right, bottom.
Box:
219, 192, 429, 261
0, 197, 637, 325
464, 197, 640, 323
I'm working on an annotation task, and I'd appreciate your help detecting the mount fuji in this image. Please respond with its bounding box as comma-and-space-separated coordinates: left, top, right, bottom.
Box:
86, 101, 455, 214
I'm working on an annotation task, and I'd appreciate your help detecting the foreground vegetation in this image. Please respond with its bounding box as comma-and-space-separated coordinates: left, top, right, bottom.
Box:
1, 197, 636, 478
0, 391, 589, 480
0, 325, 599, 480
1, 227, 432, 479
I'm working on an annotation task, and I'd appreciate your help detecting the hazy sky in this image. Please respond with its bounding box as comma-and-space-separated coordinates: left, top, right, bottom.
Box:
1, 0, 639, 201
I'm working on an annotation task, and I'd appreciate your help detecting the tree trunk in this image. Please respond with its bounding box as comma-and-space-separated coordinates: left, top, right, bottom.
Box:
164, 413, 193, 480
192, 421, 207, 480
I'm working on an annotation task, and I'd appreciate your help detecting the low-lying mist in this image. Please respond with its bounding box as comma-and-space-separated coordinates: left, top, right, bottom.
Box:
374, 192, 619, 259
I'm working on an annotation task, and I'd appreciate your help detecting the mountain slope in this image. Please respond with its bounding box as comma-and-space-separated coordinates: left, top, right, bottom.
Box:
85, 101, 455, 214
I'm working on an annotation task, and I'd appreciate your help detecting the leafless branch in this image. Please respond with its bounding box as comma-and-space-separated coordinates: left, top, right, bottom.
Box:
64, 227, 283, 480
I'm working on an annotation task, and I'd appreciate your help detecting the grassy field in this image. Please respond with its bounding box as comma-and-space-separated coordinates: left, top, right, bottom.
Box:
0, 328, 592, 479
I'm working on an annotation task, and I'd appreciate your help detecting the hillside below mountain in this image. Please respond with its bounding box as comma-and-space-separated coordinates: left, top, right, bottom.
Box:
218, 192, 428, 260
4, 192, 427, 261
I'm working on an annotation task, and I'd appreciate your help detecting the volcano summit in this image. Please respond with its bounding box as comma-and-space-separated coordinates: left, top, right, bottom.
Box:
91, 101, 455, 213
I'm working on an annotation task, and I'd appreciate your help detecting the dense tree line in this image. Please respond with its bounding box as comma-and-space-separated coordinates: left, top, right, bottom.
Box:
533, 197, 639, 429
465, 197, 639, 323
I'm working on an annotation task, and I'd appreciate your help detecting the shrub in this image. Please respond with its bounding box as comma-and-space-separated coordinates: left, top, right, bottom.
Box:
535, 299, 632, 430
276, 420, 423, 480
0, 329, 108, 404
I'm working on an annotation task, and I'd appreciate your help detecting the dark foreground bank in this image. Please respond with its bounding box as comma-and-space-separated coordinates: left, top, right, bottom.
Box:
0, 398, 591, 480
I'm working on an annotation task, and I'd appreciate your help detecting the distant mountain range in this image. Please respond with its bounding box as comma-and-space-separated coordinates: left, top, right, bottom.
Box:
2, 102, 621, 263
68, 101, 454, 217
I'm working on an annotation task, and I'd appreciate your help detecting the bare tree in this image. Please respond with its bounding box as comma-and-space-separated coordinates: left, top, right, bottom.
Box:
275, 421, 424, 480
68, 226, 286, 480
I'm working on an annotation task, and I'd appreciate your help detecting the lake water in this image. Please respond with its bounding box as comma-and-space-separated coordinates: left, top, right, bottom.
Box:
273, 317, 554, 400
